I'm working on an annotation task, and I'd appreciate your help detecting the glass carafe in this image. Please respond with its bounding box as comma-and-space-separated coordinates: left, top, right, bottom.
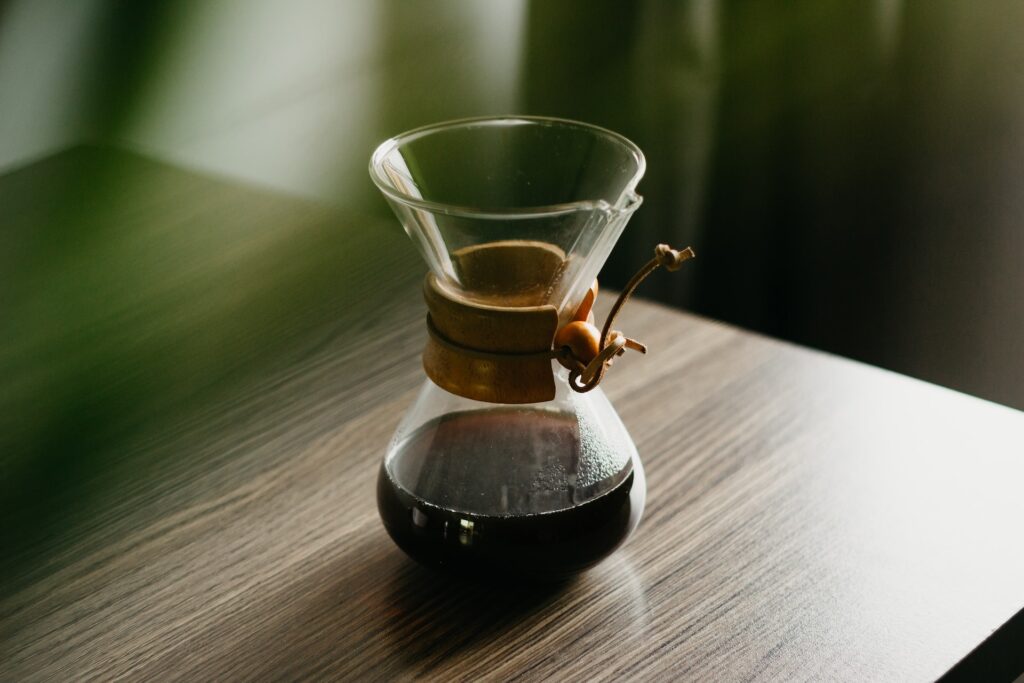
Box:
370, 116, 647, 581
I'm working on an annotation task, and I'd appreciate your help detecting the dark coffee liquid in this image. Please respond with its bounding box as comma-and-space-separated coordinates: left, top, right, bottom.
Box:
377, 409, 644, 581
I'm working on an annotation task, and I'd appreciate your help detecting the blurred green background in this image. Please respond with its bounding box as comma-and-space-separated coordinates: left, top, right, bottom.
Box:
2, 0, 1024, 580
5, 0, 1022, 409
4, 0, 1024, 407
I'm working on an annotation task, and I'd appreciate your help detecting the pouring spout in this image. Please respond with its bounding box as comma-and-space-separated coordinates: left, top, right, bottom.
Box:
620, 191, 643, 214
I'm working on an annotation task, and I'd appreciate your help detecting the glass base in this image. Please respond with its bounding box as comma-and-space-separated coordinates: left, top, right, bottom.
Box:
377, 378, 646, 581
378, 450, 644, 582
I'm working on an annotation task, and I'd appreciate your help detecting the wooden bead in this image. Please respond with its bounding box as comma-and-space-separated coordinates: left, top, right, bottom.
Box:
572, 280, 599, 322
554, 321, 601, 368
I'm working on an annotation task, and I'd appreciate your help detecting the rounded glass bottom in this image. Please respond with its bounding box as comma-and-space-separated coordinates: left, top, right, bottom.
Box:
377, 406, 646, 581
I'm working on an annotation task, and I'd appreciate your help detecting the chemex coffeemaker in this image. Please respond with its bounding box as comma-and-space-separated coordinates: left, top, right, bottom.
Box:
369, 116, 693, 581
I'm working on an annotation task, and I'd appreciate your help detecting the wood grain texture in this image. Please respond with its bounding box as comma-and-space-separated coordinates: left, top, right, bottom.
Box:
2, 147, 1023, 682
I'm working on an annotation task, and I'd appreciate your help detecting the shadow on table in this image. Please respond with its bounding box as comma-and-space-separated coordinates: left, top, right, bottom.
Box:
157, 533, 650, 679
380, 560, 572, 674
377, 550, 652, 677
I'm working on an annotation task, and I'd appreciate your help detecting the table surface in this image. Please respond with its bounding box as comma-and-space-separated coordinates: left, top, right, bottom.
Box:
2, 147, 1023, 682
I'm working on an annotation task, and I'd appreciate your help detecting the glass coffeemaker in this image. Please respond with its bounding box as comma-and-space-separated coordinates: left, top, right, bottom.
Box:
369, 116, 691, 581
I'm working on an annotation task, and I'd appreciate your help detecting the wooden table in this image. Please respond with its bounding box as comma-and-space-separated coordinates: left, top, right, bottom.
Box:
2, 147, 1022, 681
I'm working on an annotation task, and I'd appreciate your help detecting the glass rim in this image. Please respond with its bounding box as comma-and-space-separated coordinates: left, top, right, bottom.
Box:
368, 115, 646, 219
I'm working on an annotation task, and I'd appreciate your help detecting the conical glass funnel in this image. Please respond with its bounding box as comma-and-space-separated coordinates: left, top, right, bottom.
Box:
370, 117, 647, 581
370, 116, 645, 322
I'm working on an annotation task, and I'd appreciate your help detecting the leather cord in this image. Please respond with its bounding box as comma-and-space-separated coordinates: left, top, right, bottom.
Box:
565, 244, 695, 393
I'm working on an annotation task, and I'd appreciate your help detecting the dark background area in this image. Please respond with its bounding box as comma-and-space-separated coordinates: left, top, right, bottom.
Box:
2, 0, 1022, 409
